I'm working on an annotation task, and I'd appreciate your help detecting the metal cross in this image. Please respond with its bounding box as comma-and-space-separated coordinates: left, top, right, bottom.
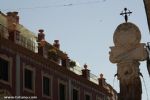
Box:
120, 8, 132, 23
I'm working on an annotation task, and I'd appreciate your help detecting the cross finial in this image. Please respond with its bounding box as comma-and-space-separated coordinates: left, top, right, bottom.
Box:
120, 8, 132, 23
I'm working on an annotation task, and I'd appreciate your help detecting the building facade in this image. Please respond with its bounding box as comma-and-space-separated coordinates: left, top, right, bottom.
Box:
144, 0, 150, 32
0, 11, 117, 100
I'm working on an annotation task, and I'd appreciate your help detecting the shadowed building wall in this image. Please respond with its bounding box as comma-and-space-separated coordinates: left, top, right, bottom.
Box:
144, 0, 150, 32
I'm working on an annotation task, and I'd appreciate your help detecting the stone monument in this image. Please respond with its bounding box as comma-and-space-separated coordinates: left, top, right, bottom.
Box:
109, 8, 148, 100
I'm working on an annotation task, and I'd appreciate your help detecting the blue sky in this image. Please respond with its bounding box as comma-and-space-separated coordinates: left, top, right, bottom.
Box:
0, 0, 150, 99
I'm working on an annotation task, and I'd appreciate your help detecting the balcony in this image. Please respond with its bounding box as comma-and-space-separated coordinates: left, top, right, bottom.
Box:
0, 24, 36, 52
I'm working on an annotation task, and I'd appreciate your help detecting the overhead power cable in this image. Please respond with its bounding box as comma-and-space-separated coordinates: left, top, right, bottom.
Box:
1, 0, 106, 11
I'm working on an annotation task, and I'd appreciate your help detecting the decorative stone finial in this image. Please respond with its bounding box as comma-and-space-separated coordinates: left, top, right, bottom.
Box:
38, 29, 45, 42
39, 29, 44, 33
54, 40, 59, 44
84, 64, 88, 69
82, 64, 90, 79
53, 40, 60, 49
100, 73, 103, 78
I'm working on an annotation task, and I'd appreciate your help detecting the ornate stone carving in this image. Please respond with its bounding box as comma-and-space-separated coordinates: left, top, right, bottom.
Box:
109, 22, 148, 100
113, 23, 141, 47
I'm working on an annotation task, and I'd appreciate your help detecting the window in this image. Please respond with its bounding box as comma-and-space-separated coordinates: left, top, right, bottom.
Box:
104, 96, 109, 100
0, 57, 9, 81
59, 83, 66, 100
24, 69, 33, 90
85, 94, 91, 100
72, 88, 79, 100
23, 65, 35, 93
43, 76, 51, 97
43, 77, 50, 96
0, 54, 12, 86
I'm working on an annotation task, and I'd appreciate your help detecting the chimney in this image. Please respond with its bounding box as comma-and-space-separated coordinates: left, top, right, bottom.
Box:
38, 29, 45, 42
82, 64, 90, 80
98, 73, 106, 87
7, 12, 19, 31
14, 12, 19, 24
7, 12, 20, 42
53, 40, 60, 49
38, 29, 46, 56
61, 54, 70, 68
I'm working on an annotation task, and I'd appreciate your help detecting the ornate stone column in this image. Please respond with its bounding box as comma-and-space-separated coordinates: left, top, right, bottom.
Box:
109, 22, 148, 100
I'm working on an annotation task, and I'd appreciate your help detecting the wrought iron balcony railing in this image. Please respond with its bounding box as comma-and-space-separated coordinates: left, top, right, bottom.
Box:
69, 65, 99, 84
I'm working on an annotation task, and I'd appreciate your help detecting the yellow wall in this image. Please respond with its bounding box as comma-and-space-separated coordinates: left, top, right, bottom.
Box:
0, 14, 7, 27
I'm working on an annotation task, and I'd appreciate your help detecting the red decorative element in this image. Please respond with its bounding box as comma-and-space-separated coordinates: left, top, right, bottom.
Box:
82, 64, 90, 80
8, 30, 20, 42
38, 29, 45, 42
40, 39, 46, 47
53, 40, 60, 49
98, 73, 106, 87
38, 29, 45, 56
